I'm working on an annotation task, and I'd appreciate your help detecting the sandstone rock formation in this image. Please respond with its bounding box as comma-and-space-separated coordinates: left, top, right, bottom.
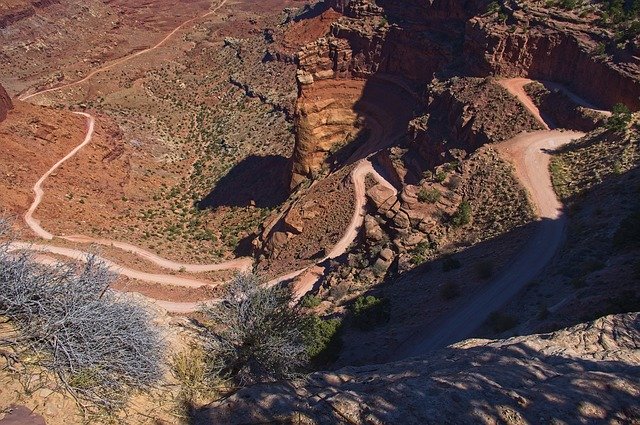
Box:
287, 0, 640, 188
197, 313, 640, 424
0, 83, 13, 122
465, 9, 640, 111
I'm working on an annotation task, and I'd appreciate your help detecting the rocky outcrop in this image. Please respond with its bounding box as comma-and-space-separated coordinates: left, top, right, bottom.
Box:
197, 313, 640, 424
288, 0, 640, 188
0, 83, 13, 122
465, 7, 640, 111
524, 81, 606, 132
408, 77, 543, 172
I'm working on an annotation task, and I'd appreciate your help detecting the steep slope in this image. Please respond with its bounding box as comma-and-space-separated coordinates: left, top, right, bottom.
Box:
198, 313, 640, 424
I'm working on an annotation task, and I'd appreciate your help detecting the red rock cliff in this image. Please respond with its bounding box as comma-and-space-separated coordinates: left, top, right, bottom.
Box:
289, 0, 640, 188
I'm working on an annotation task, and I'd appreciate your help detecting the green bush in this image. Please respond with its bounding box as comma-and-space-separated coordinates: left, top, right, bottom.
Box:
418, 187, 442, 204
302, 316, 343, 366
351, 295, 390, 331
451, 201, 472, 227
606, 103, 632, 132
486, 1, 501, 14
411, 241, 432, 265
301, 294, 322, 309
435, 171, 447, 183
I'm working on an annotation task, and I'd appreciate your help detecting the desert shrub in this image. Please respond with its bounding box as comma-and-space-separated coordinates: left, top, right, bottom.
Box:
411, 241, 433, 265
447, 175, 462, 190
302, 316, 343, 367
606, 103, 632, 132
487, 311, 518, 333
301, 294, 322, 309
451, 201, 472, 227
442, 255, 462, 272
351, 295, 390, 331
435, 171, 447, 183
172, 349, 211, 404
440, 281, 460, 300
486, 1, 501, 14
418, 187, 442, 204
0, 237, 164, 410
475, 260, 494, 279
200, 273, 307, 384
612, 210, 640, 249
559, 0, 577, 9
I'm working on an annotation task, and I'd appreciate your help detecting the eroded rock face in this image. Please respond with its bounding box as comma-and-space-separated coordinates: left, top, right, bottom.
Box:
465, 13, 640, 111
196, 313, 640, 424
288, 0, 640, 188
0, 83, 13, 122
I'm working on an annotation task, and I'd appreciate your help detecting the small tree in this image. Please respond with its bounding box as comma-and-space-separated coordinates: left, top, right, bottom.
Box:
200, 273, 307, 384
606, 103, 632, 132
350, 295, 390, 330
418, 187, 442, 204
451, 200, 472, 227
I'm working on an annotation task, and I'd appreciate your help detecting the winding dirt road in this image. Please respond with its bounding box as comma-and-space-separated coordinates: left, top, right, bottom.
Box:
21, 111, 252, 273
13, 3, 592, 326
19, 0, 229, 102
391, 79, 590, 359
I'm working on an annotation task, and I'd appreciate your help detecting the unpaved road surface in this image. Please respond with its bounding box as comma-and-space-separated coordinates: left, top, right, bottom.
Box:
391, 78, 591, 359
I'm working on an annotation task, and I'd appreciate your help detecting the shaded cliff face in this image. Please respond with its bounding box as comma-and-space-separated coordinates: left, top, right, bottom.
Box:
197, 313, 640, 424
465, 10, 640, 111
288, 0, 640, 188
0, 83, 13, 122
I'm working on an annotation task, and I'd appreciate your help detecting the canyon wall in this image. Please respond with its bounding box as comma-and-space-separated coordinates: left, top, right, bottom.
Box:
465, 17, 640, 111
0, 84, 13, 122
288, 0, 640, 188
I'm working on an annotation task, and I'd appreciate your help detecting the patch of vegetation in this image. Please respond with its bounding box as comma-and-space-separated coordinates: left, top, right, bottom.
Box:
199, 273, 308, 384
487, 311, 518, 333
302, 316, 343, 367
172, 349, 213, 406
411, 241, 433, 265
451, 201, 472, 227
350, 295, 390, 331
417, 187, 442, 204
301, 294, 322, 309
0, 227, 164, 411
606, 103, 633, 132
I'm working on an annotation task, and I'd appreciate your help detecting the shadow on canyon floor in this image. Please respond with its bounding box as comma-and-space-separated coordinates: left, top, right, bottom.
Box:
339, 162, 640, 366
197, 154, 290, 209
